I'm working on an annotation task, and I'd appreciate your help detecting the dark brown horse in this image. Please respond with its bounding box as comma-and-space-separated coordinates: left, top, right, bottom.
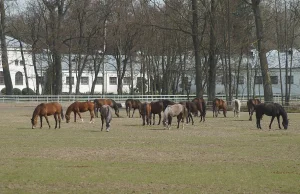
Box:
212, 98, 227, 117
150, 100, 164, 125
94, 98, 120, 118
192, 97, 206, 122
179, 101, 198, 125
162, 99, 175, 111
31, 102, 64, 129
247, 98, 261, 121
140, 102, 152, 126
255, 103, 288, 130
65, 101, 95, 123
125, 99, 142, 118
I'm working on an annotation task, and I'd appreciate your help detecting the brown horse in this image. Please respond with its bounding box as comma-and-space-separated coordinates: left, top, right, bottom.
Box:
31, 102, 64, 129
247, 98, 261, 121
150, 100, 164, 125
140, 102, 152, 126
65, 101, 95, 123
212, 98, 227, 117
179, 101, 198, 125
192, 97, 206, 122
94, 98, 120, 118
125, 99, 142, 118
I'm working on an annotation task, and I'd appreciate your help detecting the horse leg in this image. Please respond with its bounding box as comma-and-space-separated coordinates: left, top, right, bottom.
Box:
132, 109, 135, 118
77, 112, 83, 122
269, 116, 275, 130
106, 118, 110, 132
58, 113, 61, 129
89, 110, 94, 123
74, 112, 77, 122
276, 115, 281, 129
40, 116, 43, 128
158, 113, 161, 125
168, 116, 172, 130
101, 115, 104, 131
142, 114, 145, 126
54, 114, 58, 129
223, 109, 226, 117
44, 115, 50, 129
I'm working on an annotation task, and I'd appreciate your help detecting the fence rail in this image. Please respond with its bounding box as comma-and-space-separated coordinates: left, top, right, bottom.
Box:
1, 94, 300, 105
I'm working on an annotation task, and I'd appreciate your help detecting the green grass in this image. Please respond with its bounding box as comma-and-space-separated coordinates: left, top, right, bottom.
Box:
0, 103, 300, 193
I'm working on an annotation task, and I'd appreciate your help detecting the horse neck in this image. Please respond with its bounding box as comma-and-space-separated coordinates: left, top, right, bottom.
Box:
66, 105, 73, 116
32, 107, 40, 120
280, 109, 288, 121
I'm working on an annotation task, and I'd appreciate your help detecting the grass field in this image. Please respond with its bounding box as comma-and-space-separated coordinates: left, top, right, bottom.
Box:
0, 103, 300, 194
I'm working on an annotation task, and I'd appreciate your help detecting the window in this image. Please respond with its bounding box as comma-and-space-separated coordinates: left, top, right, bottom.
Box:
66, 77, 74, 85
255, 76, 263, 84
287, 76, 294, 84
110, 77, 117, 85
15, 72, 23, 85
20, 60, 25, 65
271, 76, 278, 84
123, 77, 131, 85
96, 77, 103, 85
0, 71, 4, 85
81, 77, 89, 85
238, 76, 244, 84
15, 60, 19, 66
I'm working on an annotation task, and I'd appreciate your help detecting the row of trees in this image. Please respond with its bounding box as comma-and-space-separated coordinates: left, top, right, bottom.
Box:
1, 0, 300, 104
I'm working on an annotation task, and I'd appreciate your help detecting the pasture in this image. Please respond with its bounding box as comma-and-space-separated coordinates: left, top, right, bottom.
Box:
0, 103, 300, 193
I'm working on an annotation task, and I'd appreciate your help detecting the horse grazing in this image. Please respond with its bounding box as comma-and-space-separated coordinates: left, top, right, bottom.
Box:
255, 103, 288, 130
100, 105, 112, 132
247, 98, 261, 121
163, 104, 188, 130
140, 102, 152, 126
65, 101, 95, 123
31, 102, 64, 129
94, 98, 120, 118
231, 99, 241, 118
125, 99, 142, 118
192, 97, 206, 122
212, 98, 227, 117
150, 100, 164, 125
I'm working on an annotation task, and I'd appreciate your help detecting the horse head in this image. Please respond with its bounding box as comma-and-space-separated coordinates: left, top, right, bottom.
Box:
31, 118, 37, 129
65, 114, 70, 123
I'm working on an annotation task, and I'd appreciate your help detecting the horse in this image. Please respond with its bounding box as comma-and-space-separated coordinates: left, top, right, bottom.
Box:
212, 98, 227, 117
65, 101, 95, 123
163, 104, 188, 130
31, 102, 64, 129
125, 99, 142, 118
231, 99, 241, 118
255, 103, 288, 130
161, 99, 175, 111
192, 97, 206, 122
179, 101, 198, 125
100, 105, 112, 132
150, 100, 164, 125
140, 102, 152, 126
94, 98, 120, 118
247, 98, 261, 121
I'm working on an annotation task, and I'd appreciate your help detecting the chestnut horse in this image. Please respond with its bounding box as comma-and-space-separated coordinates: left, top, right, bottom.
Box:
140, 102, 152, 126
247, 98, 261, 121
125, 99, 142, 118
150, 100, 164, 125
192, 97, 206, 122
31, 102, 64, 129
212, 98, 227, 117
65, 101, 95, 123
163, 104, 188, 130
255, 103, 288, 130
94, 98, 120, 118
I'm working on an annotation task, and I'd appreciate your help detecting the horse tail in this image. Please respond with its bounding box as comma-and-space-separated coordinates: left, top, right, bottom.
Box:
61, 108, 64, 120
202, 100, 206, 116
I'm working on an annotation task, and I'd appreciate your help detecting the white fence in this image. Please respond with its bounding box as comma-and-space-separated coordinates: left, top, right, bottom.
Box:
0, 94, 299, 105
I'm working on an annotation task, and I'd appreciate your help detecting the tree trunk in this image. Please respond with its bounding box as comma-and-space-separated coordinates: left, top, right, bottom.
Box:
207, 0, 217, 103
251, 0, 273, 102
19, 40, 29, 93
0, 0, 13, 95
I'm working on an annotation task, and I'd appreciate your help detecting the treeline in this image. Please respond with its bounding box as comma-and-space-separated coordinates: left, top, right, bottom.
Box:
1, 0, 300, 104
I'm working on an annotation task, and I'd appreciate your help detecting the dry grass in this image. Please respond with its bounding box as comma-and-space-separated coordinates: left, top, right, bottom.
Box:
0, 102, 300, 193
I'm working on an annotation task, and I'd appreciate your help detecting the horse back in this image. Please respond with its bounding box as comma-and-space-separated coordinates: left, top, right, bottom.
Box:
151, 101, 163, 114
